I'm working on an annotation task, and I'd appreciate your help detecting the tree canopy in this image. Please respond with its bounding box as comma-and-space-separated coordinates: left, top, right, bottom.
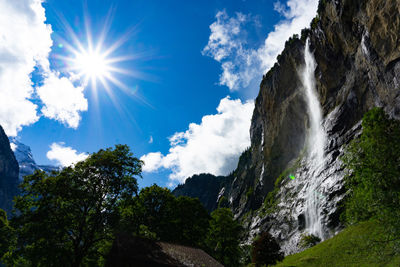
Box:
9, 145, 143, 266
121, 184, 210, 248
205, 207, 242, 267
342, 107, 400, 241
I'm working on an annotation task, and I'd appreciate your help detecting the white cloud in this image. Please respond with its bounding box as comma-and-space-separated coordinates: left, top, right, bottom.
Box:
0, 0, 87, 136
259, 0, 319, 71
202, 0, 318, 92
37, 73, 88, 129
141, 97, 254, 183
47, 142, 88, 167
141, 152, 163, 172
202, 11, 247, 62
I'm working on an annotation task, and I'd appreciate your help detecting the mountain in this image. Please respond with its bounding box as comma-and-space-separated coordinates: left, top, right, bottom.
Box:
173, 0, 400, 255
0, 127, 19, 214
173, 173, 233, 212
9, 138, 60, 181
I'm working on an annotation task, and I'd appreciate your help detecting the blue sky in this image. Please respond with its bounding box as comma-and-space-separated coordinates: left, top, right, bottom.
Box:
2, 0, 318, 188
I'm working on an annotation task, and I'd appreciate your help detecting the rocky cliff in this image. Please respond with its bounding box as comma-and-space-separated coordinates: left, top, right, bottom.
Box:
174, 0, 400, 255
0, 127, 19, 214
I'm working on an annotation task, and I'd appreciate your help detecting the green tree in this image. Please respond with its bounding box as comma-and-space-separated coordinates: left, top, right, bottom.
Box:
122, 185, 210, 248
205, 208, 242, 266
0, 209, 13, 262
251, 232, 284, 266
10, 145, 142, 266
172, 196, 210, 247
342, 108, 400, 238
125, 185, 176, 241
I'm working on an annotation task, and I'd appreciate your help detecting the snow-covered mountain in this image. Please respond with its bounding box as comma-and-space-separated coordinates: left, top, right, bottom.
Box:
9, 138, 60, 180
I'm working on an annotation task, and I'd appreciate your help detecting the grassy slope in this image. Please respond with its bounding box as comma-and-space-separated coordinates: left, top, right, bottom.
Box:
275, 220, 400, 267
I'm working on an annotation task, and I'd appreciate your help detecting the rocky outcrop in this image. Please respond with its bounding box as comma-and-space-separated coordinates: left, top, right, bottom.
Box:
175, 0, 400, 255
0, 127, 19, 214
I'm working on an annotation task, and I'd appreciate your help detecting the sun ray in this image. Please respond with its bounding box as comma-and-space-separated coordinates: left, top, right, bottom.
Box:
50, 5, 159, 128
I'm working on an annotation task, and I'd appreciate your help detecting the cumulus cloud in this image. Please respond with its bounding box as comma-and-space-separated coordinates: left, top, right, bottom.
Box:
202, 11, 247, 62
0, 0, 87, 136
141, 152, 163, 172
47, 142, 88, 167
202, 0, 318, 92
140, 97, 254, 184
37, 73, 88, 129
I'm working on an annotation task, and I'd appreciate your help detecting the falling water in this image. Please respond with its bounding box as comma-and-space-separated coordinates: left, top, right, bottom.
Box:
301, 39, 326, 239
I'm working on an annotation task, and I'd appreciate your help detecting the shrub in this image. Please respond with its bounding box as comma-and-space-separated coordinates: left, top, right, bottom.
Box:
299, 234, 321, 249
251, 232, 284, 266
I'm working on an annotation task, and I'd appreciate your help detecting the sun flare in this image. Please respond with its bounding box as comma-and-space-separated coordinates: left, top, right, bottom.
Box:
73, 50, 109, 80
53, 14, 153, 112
55, 20, 136, 93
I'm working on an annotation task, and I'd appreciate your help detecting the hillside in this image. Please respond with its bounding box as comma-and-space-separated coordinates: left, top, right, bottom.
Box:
276, 220, 400, 266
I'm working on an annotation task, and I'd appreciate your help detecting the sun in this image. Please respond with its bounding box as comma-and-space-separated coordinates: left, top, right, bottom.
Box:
55, 17, 139, 94
72, 48, 110, 83
53, 12, 154, 113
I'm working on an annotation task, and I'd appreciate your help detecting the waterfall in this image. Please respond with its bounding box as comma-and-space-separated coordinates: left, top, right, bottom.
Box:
301, 39, 326, 239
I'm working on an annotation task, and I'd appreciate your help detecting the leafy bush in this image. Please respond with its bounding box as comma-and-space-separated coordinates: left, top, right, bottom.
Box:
251, 232, 284, 266
299, 234, 321, 249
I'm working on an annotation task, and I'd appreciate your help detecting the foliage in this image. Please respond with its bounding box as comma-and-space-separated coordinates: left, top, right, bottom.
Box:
259, 156, 302, 216
317, 0, 327, 15
285, 34, 299, 48
246, 186, 254, 199
138, 225, 157, 240
276, 220, 400, 266
299, 234, 321, 249
205, 208, 242, 267
124, 185, 176, 241
172, 196, 210, 247
218, 196, 229, 208
310, 16, 320, 30
251, 232, 284, 266
342, 108, 400, 242
0, 143, 240, 265
240, 244, 252, 266
238, 147, 252, 166
121, 185, 210, 248
0, 209, 14, 262
9, 145, 143, 266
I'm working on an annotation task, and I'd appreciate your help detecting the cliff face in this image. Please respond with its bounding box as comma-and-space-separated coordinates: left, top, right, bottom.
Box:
175, 0, 400, 255
0, 127, 19, 213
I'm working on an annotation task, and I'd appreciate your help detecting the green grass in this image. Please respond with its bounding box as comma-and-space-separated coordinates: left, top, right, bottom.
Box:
275, 220, 400, 267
